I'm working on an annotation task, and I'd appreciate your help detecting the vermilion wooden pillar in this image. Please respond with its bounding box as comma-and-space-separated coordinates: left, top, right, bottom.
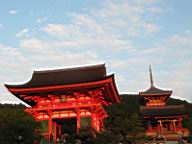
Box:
58, 125, 61, 137
172, 120, 176, 132
91, 113, 96, 131
100, 120, 104, 131
53, 122, 57, 144
147, 121, 152, 132
48, 111, 52, 143
96, 115, 100, 132
98, 119, 103, 132
91, 113, 101, 132
157, 121, 161, 134
178, 119, 182, 130
169, 121, 173, 131
77, 109, 80, 133
159, 120, 163, 133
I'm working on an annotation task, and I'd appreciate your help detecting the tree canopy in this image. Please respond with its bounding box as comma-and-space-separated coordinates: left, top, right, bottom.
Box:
0, 104, 41, 144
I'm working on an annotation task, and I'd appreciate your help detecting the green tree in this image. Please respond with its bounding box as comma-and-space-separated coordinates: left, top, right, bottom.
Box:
0, 104, 41, 144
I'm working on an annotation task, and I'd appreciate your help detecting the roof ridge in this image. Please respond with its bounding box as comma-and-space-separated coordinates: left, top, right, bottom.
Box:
34, 64, 105, 74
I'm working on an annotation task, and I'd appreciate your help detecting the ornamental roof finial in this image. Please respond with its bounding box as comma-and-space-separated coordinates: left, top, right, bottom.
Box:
149, 65, 154, 87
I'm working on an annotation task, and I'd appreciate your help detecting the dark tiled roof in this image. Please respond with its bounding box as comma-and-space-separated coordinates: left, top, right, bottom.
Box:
139, 86, 172, 96
140, 105, 186, 117
139, 66, 172, 96
4, 64, 120, 106
5, 64, 106, 88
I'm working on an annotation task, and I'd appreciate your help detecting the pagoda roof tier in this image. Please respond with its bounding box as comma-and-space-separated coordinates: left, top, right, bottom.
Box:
140, 105, 186, 118
139, 86, 172, 96
4, 64, 120, 106
139, 66, 172, 97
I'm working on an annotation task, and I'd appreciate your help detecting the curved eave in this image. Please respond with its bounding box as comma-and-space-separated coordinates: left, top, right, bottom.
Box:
139, 86, 172, 97
140, 105, 187, 118
4, 64, 106, 89
5, 74, 120, 106
109, 74, 120, 103
139, 91, 172, 97
143, 115, 188, 119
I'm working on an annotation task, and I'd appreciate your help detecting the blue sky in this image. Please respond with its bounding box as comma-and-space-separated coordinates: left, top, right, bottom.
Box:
0, 0, 192, 104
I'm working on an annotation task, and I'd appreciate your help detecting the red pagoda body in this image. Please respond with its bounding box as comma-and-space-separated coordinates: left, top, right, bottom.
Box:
5, 64, 120, 143
139, 66, 189, 137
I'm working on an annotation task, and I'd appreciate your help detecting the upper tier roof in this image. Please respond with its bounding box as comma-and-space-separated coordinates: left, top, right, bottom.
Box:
4, 64, 120, 106
139, 86, 172, 95
139, 66, 172, 96
140, 105, 186, 118
5, 64, 106, 88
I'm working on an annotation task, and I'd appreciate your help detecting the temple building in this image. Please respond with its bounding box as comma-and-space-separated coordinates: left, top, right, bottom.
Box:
5, 64, 120, 143
139, 66, 189, 137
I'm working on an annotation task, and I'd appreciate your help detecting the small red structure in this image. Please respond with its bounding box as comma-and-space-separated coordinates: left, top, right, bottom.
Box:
139, 66, 189, 137
5, 64, 120, 143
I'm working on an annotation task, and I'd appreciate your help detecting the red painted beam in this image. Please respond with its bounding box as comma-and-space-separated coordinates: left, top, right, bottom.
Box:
7, 75, 120, 104
30, 103, 102, 111
8, 77, 113, 93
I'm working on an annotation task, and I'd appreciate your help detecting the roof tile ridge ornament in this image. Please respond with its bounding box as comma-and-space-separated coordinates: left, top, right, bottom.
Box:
149, 65, 154, 87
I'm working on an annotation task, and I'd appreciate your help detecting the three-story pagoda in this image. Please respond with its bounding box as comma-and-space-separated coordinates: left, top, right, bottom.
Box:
139, 66, 189, 137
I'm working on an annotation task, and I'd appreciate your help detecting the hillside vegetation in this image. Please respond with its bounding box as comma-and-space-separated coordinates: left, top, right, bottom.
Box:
0, 104, 41, 144
0, 95, 191, 143
68, 94, 192, 143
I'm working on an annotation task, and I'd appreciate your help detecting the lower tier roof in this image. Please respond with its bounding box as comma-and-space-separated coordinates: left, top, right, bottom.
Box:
140, 105, 186, 118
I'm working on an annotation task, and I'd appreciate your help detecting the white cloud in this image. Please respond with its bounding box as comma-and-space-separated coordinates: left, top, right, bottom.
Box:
15, 28, 29, 38
40, 0, 160, 51
9, 10, 18, 15
41, 22, 132, 51
0, 44, 32, 82
29, 11, 34, 15
41, 23, 80, 37
136, 0, 160, 4
0, 90, 29, 106
37, 16, 47, 23
142, 22, 160, 33
19, 38, 100, 68
168, 35, 192, 47
0, 24, 3, 29
147, 7, 161, 13
0, 44, 33, 104
20, 38, 81, 52
110, 58, 148, 70
90, 0, 160, 35
157, 64, 192, 101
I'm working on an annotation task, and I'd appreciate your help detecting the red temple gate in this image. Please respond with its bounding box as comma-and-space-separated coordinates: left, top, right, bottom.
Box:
5, 64, 120, 143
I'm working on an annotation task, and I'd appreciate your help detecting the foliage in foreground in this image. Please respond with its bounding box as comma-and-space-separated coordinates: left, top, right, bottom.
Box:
0, 104, 41, 144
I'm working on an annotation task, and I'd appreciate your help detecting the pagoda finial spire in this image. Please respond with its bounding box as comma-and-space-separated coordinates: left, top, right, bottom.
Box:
149, 65, 154, 87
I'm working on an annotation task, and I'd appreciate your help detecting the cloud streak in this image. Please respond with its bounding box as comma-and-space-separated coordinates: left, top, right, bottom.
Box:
15, 28, 29, 38
9, 10, 18, 15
